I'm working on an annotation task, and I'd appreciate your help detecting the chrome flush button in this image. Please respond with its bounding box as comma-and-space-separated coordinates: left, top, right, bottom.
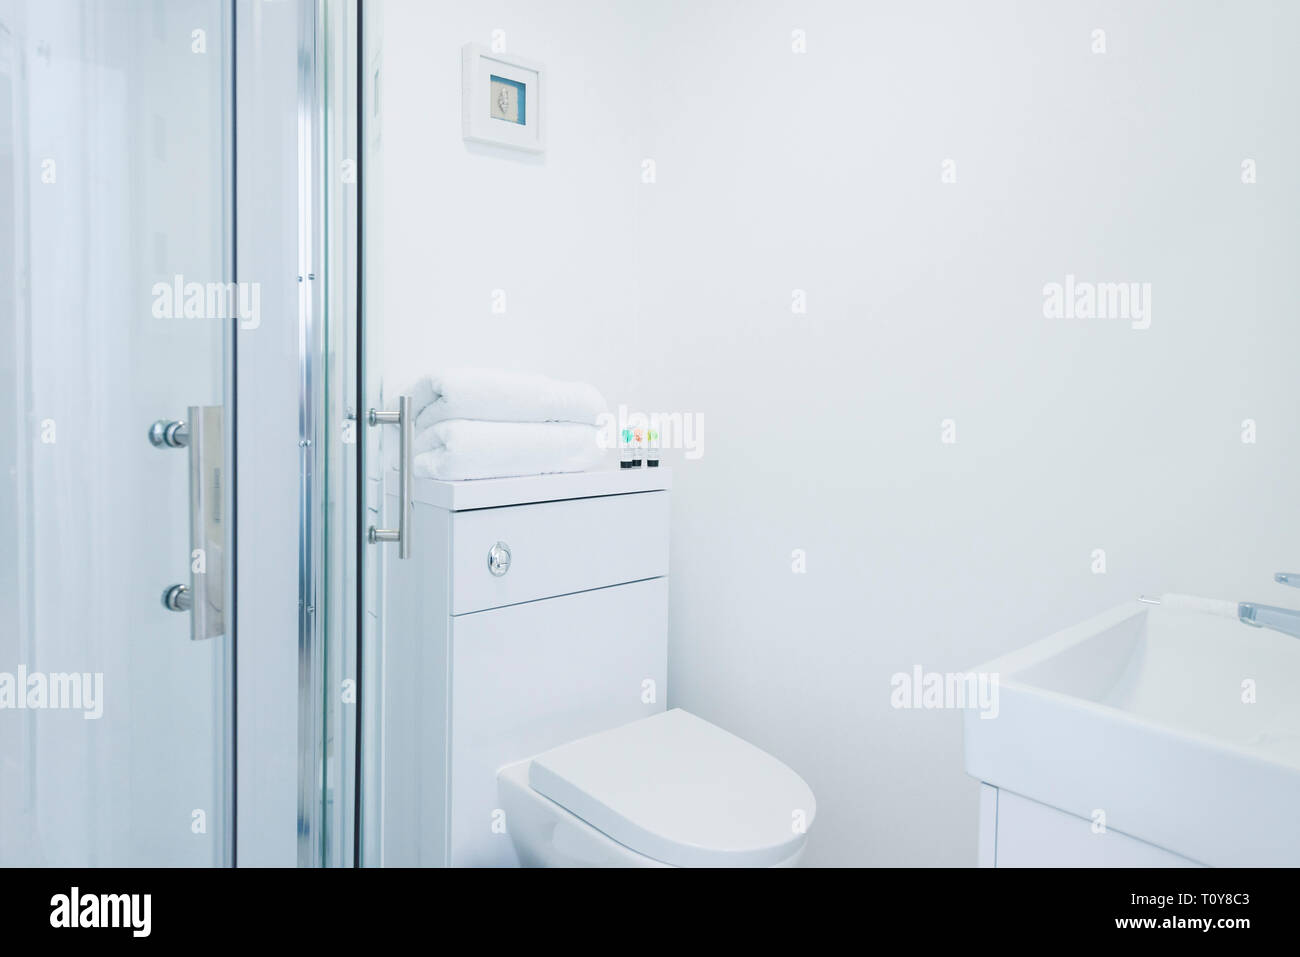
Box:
487, 541, 511, 576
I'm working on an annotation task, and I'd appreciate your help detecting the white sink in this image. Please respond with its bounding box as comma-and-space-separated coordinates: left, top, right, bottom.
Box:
964, 600, 1300, 866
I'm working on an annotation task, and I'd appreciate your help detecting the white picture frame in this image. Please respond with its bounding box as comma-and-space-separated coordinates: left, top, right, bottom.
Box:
461, 44, 545, 152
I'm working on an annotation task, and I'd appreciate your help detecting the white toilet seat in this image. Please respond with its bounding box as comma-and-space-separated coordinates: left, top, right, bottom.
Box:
499, 709, 816, 868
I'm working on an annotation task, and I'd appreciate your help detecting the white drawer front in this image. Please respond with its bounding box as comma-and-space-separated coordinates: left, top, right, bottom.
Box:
450, 491, 669, 615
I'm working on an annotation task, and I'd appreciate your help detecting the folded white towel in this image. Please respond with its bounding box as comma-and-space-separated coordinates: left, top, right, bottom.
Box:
404, 368, 606, 429
412, 420, 605, 481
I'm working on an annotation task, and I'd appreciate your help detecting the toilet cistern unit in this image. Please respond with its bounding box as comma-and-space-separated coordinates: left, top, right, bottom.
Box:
380, 468, 816, 866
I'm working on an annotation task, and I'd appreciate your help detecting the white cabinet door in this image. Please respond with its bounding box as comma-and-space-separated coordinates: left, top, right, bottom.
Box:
449, 578, 668, 866
993, 789, 1201, 867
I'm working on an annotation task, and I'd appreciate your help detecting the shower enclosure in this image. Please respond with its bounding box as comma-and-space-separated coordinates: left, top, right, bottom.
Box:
0, 0, 362, 866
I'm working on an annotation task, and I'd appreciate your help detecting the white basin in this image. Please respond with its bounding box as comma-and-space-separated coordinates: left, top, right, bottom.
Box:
964, 600, 1300, 866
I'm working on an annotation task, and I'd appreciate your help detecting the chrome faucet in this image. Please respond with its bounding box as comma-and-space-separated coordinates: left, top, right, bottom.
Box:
1237, 573, 1300, 640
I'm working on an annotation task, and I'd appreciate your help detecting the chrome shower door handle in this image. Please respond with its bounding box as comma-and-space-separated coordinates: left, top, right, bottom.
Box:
158, 406, 224, 639
367, 394, 413, 560
186, 405, 225, 640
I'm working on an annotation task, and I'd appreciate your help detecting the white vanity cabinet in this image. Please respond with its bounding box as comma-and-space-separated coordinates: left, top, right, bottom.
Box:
381, 470, 671, 866
977, 784, 1201, 867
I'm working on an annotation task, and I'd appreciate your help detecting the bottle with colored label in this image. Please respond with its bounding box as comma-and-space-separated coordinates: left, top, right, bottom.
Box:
619, 428, 633, 469
631, 428, 644, 468
647, 428, 660, 467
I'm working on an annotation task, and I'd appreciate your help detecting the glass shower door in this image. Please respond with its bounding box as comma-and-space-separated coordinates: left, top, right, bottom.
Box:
0, 0, 234, 866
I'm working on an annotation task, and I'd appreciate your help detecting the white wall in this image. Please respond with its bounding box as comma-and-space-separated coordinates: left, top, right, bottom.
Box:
379, 0, 642, 405
378, 0, 1300, 865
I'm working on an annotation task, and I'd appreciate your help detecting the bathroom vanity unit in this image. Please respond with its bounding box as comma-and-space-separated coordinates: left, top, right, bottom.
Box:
965, 600, 1300, 867
380, 469, 671, 866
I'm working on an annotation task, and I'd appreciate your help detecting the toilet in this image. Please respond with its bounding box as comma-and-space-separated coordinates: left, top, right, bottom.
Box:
383, 469, 814, 866
498, 709, 816, 867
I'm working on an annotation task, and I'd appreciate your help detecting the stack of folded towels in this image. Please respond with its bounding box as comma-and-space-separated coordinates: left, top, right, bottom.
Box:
400, 369, 607, 481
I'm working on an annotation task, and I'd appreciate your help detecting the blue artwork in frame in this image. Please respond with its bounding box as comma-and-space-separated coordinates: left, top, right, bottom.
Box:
489, 75, 526, 125
462, 44, 545, 151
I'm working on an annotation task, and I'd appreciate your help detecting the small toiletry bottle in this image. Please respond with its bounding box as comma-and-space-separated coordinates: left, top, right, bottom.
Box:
647, 429, 659, 468
619, 428, 633, 469
631, 428, 643, 468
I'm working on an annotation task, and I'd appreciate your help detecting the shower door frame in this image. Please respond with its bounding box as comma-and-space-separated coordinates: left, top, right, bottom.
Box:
228, 0, 349, 868
278, 0, 364, 868
221, 0, 363, 869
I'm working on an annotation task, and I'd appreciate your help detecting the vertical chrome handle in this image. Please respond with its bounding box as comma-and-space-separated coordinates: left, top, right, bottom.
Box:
367, 394, 413, 559
187, 405, 225, 640
155, 406, 224, 639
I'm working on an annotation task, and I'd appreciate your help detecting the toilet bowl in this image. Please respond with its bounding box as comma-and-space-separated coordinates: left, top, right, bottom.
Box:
498, 709, 816, 867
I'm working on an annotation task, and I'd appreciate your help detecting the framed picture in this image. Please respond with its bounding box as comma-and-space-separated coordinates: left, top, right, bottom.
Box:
461, 44, 545, 152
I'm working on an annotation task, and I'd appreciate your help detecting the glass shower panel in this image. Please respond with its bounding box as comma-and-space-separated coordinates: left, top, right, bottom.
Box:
0, 0, 234, 866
